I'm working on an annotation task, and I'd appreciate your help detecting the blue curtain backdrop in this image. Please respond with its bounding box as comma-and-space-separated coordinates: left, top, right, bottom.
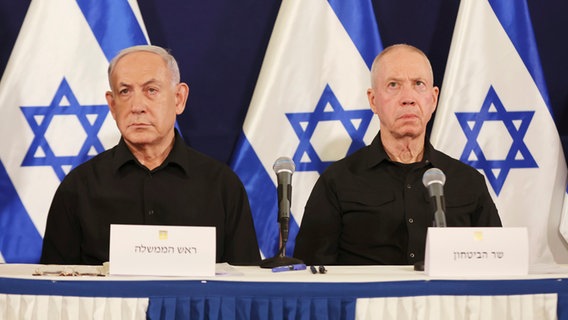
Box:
1, 0, 567, 166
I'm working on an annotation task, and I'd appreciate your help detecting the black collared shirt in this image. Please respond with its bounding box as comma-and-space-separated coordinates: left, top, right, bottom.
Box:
40, 131, 260, 265
294, 132, 502, 265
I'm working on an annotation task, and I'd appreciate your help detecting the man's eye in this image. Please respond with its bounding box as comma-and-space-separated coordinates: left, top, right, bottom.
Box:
388, 82, 397, 88
119, 89, 129, 95
148, 88, 158, 95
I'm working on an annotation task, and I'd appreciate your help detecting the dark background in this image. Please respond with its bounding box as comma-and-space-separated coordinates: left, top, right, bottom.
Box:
1, 1, 567, 164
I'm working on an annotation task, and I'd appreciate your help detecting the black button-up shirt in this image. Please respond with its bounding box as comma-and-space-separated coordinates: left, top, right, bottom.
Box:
40, 131, 260, 265
294, 132, 501, 265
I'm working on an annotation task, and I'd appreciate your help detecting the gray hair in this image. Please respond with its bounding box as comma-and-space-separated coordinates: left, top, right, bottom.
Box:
107, 45, 181, 89
370, 44, 433, 89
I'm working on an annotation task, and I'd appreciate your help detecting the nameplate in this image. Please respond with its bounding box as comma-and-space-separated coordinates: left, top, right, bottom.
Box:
424, 227, 528, 277
109, 224, 216, 277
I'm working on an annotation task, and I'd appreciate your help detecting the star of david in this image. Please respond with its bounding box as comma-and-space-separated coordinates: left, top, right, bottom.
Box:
455, 85, 537, 195
20, 78, 110, 182
286, 84, 373, 174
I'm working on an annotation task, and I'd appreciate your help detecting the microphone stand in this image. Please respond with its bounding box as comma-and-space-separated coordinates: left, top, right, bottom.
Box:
414, 210, 446, 272
260, 218, 304, 268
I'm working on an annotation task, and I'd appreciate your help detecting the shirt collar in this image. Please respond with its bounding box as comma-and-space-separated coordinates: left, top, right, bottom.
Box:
112, 129, 188, 175
367, 131, 439, 168
367, 132, 389, 168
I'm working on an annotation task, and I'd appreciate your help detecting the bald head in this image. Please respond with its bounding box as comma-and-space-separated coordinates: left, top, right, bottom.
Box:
370, 44, 434, 89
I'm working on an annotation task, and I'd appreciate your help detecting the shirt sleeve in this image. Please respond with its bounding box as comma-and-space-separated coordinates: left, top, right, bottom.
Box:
293, 174, 342, 265
221, 171, 261, 265
40, 179, 82, 264
473, 173, 502, 227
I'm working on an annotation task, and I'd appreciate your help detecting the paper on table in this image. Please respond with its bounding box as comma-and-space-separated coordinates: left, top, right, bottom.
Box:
216, 263, 244, 276
33, 264, 107, 277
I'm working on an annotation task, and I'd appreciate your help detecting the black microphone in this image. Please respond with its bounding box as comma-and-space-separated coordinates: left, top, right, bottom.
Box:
422, 168, 447, 228
259, 157, 303, 268
273, 156, 295, 244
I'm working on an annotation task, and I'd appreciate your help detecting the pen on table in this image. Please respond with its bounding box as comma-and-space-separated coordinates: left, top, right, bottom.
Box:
271, 263, 307, 273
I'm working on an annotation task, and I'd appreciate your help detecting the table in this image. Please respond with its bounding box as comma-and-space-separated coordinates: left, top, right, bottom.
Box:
1, 264, 567, 319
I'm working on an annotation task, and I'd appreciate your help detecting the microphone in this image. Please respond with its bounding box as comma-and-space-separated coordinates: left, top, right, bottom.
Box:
260, 157, 304, 268
422, 168, 447, 228
273, 156, 295, 243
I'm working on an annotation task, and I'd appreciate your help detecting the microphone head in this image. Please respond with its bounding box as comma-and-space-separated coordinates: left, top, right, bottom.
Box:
273, 156, 295, 175
422, 168, 446, 187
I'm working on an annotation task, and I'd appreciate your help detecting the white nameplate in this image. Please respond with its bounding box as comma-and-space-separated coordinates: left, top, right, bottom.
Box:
424, 227, 528, 277
109, 224, 216, 277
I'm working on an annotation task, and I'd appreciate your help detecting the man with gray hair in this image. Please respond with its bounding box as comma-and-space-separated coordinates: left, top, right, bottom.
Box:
41, 45, 260, 265
294, 44, 501, 266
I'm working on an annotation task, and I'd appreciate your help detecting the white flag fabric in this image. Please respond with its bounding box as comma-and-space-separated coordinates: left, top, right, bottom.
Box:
0, 0, 149, 263
231, 0, 382, 258
430, 0, 568, 264
561, 187, 568, 243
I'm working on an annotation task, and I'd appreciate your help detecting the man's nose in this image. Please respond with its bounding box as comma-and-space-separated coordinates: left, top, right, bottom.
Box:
130, 92, 146, 112
400, 86, 416, 106
401, 99, 416, 106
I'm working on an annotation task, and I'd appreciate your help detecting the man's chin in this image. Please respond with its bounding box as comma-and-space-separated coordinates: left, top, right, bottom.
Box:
393, 128, 424, 140
123, 132, 154, 145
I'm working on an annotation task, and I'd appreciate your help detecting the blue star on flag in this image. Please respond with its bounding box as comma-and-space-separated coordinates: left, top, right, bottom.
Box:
286, 84, 373, 174
20, 78, 110, 182
456, 85, 537, 195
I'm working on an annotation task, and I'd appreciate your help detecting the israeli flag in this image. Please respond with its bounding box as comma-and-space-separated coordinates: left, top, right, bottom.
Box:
0, 0, 148, 263
562, 186, 568, 243
430, 0, 568, 264
231, 0, 382, 258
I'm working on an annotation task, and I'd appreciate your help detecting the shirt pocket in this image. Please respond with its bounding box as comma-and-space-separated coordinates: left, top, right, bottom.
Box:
338, 190, 395, 213
338, 189, 397, 242
445, 194, 476, 226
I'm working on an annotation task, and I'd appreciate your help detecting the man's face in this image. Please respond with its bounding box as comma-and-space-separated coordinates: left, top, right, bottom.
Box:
106, 51, 187, 150
367, 48, 439, 140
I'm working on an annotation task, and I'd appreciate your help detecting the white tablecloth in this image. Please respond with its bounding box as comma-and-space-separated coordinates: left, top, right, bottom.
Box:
0, 263, 567, 319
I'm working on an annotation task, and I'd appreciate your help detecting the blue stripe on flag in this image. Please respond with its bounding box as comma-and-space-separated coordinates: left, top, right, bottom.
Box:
76, 0, 148, 62
328, 0, 383, 68
231, 136, 300, 258
0, 161, 42, 263
489, 0, 551, 110
232, 0, 383, 260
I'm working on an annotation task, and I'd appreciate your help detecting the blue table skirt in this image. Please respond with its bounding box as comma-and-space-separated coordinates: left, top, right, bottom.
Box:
1, 277, 568, 319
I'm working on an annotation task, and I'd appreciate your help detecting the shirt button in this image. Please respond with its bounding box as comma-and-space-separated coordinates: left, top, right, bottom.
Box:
148, 210, 154, 215
406, 184, 412, 189
408, 218, 414, 223
409, 253, 415, 258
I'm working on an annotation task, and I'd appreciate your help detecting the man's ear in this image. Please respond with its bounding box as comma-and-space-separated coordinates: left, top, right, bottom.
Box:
175, 83, 189, 115
431, 86, 440, 113
367, 88, 379, 115
105, 91, 117, 120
